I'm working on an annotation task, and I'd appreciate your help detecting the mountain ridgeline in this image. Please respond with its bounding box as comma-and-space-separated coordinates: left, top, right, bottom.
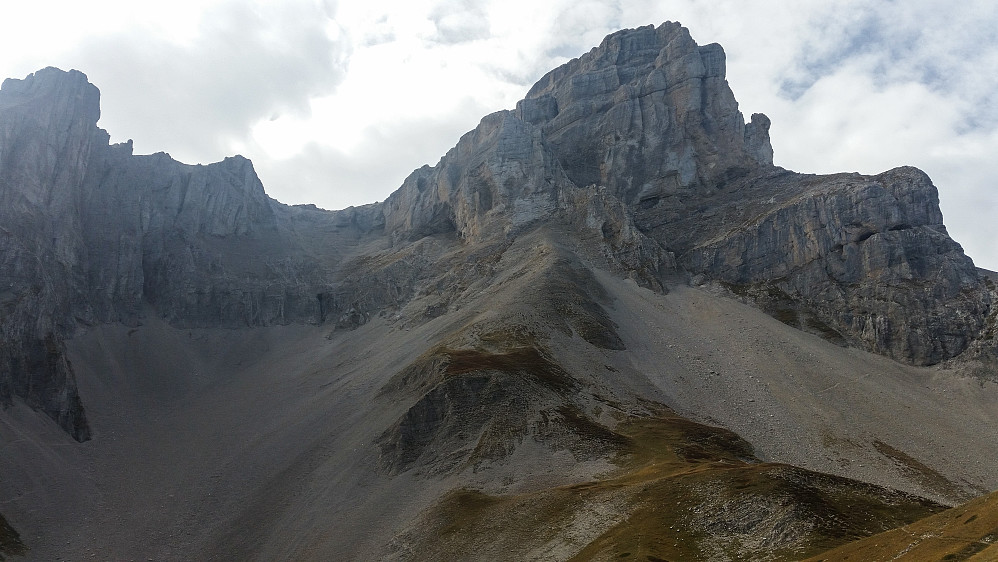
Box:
1, 22, 993, 442
2, 21, 998, 561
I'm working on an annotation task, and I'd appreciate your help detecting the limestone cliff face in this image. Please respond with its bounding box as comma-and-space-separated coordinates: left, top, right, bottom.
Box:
380, 22, 768, 272
512, 23, 988, 365
1, 23, 995, 440
518, 23, 773, 204
1, 68, 105, 441
380, 98, 670, 286
378, 22, 991, 365
82, 149, 322, 329
682, 167, 988, 364
0, 69, 360, 439
383, 110, 566, 243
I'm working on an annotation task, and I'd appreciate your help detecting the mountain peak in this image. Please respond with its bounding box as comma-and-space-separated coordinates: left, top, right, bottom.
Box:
0, 66, 100, 126
2, 22, 998, 561
383, 22, 773, 257
519, 21, 772, 201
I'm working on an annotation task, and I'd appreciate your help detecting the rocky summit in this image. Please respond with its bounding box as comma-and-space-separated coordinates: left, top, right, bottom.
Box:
2, 22, 997, 561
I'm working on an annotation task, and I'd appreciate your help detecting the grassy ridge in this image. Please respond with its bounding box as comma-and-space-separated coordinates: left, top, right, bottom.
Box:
804, 489, 998, 561
393, 410, 944, 561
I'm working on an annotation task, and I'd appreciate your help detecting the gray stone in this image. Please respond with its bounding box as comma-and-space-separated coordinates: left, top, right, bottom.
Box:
516, 23, 774, 205
0, 69, 387, 438
1, 23, 995, 442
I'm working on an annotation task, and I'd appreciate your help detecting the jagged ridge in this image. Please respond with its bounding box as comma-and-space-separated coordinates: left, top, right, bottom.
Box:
1, 22, 993, 443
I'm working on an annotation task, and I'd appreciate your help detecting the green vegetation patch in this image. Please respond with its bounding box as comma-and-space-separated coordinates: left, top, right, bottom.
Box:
614, 412, 757, 469
572, 460, 943, 561
538, 258, 626, 350
379, 333, 571, 397
377, 344, 591, 474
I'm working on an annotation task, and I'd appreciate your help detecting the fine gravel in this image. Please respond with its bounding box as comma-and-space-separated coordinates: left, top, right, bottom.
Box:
599, 274, 998, 504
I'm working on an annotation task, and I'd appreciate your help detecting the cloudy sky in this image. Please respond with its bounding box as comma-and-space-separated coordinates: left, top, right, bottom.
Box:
1, 1, 996, 269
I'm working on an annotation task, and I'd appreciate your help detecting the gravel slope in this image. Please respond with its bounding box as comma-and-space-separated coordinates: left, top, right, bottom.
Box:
2, 246, 997, 560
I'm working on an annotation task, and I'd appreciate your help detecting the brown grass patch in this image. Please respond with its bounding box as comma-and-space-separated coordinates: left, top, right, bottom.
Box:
803, 489, 998, 561
394, 410, 943, 561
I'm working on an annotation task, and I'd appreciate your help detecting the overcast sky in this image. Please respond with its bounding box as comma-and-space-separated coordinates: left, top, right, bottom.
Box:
1, 1, 996, 269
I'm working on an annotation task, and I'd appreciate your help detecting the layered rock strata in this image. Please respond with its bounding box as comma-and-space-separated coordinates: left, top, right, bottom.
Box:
1, 21, 995, 442
0, 70, 373, 438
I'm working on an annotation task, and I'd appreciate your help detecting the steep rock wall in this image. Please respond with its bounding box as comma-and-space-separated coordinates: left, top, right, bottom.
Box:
0, 69, 355, 438
685, 167, 988, 364
518, 22, 773, 204
500, 23, 991, 365
2, 22, 995, 440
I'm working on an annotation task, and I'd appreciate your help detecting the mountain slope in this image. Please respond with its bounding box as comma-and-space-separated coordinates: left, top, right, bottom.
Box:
4, 225, 997, 560
1, 21, 997, 561
804, 489, 998, 561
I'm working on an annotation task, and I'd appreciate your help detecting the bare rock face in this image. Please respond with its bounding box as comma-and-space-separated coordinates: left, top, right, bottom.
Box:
744, 112, 773, 166
0, 69, 371, 439
683, 167, 988, 364
383, 110, 566, 243
1, 22, 995, 443
555, 184, 676, 289
1, 68, 105, 441
496, 23, 990, 366
517, 23, 773, 205
380, 98, 670, 288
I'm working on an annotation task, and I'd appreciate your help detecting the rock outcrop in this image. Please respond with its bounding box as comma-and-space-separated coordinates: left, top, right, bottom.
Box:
682, 166, 988, 364
496, 23, 990, 365
381, 107, 672, 289
0, 69, 377, 439
518, 23, 773, 203
1, 68, 106, 441
383, 110, 565, 243
4, 23, 998, 562
1, 22, 995, 442
376, 21, 993, 365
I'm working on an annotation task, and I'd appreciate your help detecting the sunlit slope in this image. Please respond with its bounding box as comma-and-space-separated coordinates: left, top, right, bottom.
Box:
386, 406, 943, 561
804, 489, 998, 561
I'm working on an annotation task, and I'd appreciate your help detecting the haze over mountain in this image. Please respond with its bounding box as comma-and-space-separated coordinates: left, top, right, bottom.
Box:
1, 22, 997, 561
